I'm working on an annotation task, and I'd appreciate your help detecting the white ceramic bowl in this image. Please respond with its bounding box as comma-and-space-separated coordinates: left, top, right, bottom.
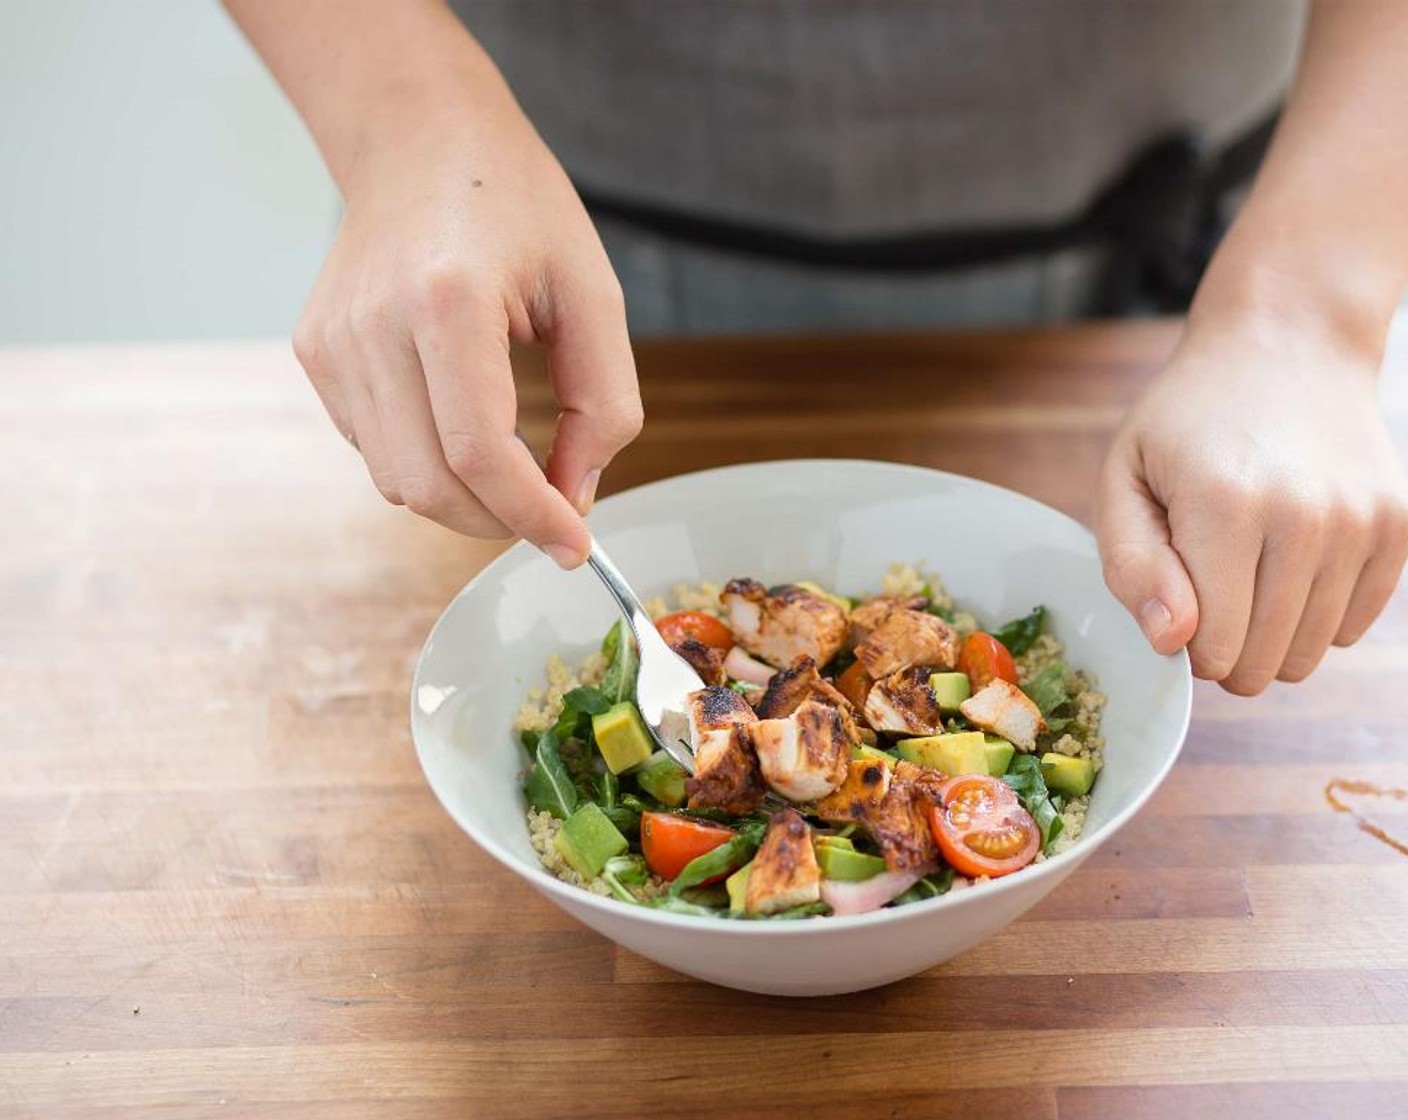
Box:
412, 460, 1191, 996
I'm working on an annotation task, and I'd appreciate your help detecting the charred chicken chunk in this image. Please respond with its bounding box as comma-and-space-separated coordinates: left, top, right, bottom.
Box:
753, 655, 854, 720
853, 609, 960, 680
684, 686, 766, 815
847, 594, 927, 646
749, 699, 856, 802
720, 579, 848, 669
670, 637, 727, 686
959, 678, 1047, 751
745, 807, 822, 916
862, 666, 945, 736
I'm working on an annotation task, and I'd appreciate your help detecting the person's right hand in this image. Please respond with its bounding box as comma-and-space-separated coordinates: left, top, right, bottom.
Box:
291, 82, 640, 568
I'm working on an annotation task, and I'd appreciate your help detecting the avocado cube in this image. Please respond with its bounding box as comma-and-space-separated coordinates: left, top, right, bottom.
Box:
896, 731, 988, 776
929, 671, 972, 712
636, 750, 687, 807
591, 701, 655, 774
726, 860, 754, 914
554, 802, 629, 878
813, 834, 855, 852
815, 844, 887, 882
850, 743, 898, 765
1040, 752, 1096, 797
984, 736, 1016, 777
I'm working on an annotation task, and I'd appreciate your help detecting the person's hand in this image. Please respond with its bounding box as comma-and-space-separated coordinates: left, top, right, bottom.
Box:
291, 84, 640, 568
1096, 312, 1408, 694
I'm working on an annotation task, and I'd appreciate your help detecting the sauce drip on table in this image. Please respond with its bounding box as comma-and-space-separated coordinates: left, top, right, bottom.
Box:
1324, 778, 1408, 858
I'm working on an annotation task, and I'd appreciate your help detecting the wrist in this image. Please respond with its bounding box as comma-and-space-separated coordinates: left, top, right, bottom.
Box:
1190, 232, 1396, 375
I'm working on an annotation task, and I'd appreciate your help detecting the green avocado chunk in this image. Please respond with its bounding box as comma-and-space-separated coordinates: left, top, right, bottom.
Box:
814, 834, 855, 852
726, 860, 754, 914
984, 736, 1016, 777
1040, 752, 1096, 797
897, 730, 988, 776
636, 749, 687, 807
554, 802, 629, 878
929, 671, 972, 712
815, 844, 887, 882
591, 701, 655, 774
850, 743, 898, 765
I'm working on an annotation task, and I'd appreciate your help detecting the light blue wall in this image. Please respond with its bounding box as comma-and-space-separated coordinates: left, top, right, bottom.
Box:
0, 2, 337, 343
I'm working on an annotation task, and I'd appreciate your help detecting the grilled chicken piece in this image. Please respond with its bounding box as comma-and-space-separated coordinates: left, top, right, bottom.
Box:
870, 761, 945, 874
848, 595, 927, 646
671, 637, 726, 686
749, 699, 855, 802
854, 609, 960, 679
684, 687, 766, 815
814, 757, 893, 825
862, 666, 945, 736
720, 578, 849, 669
754, 655, 854, 720
813, 758, 941, 875
959, 678, 1047, 751
745, 807, 822, 916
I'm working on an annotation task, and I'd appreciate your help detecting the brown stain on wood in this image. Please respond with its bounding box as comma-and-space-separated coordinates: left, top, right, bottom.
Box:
1325, 778, 1408, 858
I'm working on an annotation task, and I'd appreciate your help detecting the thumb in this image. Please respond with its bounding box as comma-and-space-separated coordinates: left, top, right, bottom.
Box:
541, 264, 643, 515
1095, 442, 1199, 655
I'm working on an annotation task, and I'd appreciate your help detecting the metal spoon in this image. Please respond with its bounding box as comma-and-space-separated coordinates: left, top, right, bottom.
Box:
585, 537, 703, 774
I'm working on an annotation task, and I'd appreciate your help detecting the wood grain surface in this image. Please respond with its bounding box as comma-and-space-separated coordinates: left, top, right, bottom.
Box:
3, 318, 1408, 1118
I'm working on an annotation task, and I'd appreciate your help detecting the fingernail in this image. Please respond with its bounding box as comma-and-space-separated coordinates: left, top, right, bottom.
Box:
1140, 598, 1173, 644
544, 542, 585, 570
574, 469, 601, 516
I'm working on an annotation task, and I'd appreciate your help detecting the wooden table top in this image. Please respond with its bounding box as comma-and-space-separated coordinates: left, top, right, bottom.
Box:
4, 318, 1408, 1118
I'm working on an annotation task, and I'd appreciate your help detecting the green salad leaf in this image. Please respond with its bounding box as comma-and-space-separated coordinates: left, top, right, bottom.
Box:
892, 868, 955, 907
523, 730, 578, 820
668, 821, 766, 897
993, 606, 1046, 656
600, 619, 639, 705
1002, 754, 1064, 851
1023, 660, 1075, 733
601, 854, 651, 903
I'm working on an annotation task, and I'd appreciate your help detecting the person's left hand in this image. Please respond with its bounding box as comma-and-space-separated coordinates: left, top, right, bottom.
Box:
1095, 311, 1408, 695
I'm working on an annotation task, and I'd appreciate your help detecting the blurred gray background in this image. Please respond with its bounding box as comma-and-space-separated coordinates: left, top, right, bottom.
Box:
1, 1, 336, 344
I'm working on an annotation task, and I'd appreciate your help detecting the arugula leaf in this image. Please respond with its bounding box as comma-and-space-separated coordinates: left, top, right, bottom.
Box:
523, 730, 578, 819
601, 854, 650, 904
892, 868, 955, 906
669, 821, 766, 897
597, 768, 619, 809
1002, 754, 1064, 851
600, 619, 639, 705
551, 685, 610, 741
1023, 661, 1076, 733
993, 606, 1046, 657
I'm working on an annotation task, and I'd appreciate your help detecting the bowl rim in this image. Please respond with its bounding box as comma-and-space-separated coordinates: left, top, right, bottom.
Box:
411, 457, 1193, 936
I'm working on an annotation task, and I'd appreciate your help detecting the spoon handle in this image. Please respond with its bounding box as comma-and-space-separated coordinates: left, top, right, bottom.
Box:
585, 538, 657, 640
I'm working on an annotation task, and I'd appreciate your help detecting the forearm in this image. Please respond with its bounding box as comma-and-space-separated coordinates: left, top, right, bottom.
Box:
1194, 0, 1408, 361
222, 0, 513, 195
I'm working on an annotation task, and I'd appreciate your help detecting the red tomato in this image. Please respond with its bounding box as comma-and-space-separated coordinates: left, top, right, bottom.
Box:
927, 774, 1039, 878
655, 611, 734, 652
835, 661, 874, 710
639, 812, 735, 882
957, 632, 1018, 691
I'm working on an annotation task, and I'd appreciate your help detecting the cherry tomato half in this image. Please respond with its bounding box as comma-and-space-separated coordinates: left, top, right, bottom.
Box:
835, 660, 874, 710
640, 812, 735, 882
958, 631, 1018, 691
656, 610, 734, 652
928, 774, 1039, 878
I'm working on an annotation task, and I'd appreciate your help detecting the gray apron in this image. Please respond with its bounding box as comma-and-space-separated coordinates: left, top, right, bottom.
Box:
455, 1, 1307, 334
